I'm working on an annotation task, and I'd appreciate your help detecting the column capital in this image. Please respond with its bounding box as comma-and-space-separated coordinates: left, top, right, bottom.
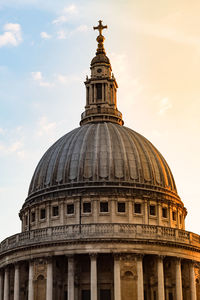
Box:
46, 256, 53, 263
136, 254, 144, 261
157, 255, 165, 261
113, 253, 122, 261
89, 253, 98, 259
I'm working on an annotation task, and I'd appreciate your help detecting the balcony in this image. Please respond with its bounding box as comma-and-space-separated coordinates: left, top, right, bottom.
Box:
0, 223, 199, 255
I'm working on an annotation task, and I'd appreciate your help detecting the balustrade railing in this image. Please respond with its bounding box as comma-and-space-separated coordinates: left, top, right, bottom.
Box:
0, 223, 199, 254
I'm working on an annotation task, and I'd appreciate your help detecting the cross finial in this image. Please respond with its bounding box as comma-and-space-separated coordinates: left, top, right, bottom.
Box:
93, 20, 107, 36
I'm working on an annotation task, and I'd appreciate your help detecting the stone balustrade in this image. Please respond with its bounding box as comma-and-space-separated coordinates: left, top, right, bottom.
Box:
0, 223, 200, 254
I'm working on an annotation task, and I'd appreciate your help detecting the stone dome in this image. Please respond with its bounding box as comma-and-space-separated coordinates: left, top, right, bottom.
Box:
91, 53, 110, 66
27, 122, 179, 203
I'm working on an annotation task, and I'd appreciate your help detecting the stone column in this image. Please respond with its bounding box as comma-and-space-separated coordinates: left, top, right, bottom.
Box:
157, 203, 161, 226
90, 254, 97, 300
190, 262, 197, 300
0, 271, 3, 300
94, 84, 97, 103
144, 200, 148, 224
114, 255, 121, 300
3, 268, 9, 300
68, 256, 74, 300
157, 256, 165, 300
137, 255, 144, 300
46, 259, 53, 300
102, 83, 105, 102
14, 264, 20, 300
175, 259, 183, 300
28, 262, 34, 300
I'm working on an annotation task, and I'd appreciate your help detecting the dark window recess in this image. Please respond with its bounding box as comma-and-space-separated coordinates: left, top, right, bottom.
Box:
40, 208, 46, 219
100, 290, 111, 300
150, 205, 156, 216
172, 211, 176, 221
134, 203, 141, 214
25, 215, 28, 225
67, 204, 74, 215
179, 215, 182, 224
169, 292, 173, 300
118, 202, 125, 213
162, 207, 168, 218
31, 212, 35, 222
83, 202, 91, 213
154, 291, 157, 300
52, 206, 59, 217
96, 83, 102, 99
100, 202, 108, 213
144, 290, 147, 300
64, 291, 68, 300
81, 290, 90, 300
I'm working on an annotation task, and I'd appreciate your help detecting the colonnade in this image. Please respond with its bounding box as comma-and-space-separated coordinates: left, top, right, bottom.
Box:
0, 255, 197, 300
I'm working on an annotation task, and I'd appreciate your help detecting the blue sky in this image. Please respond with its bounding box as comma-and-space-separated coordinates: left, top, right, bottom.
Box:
1, 0, 200, 240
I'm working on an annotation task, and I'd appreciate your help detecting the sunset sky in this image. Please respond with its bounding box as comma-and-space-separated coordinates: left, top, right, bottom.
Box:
0, 0, 200, 241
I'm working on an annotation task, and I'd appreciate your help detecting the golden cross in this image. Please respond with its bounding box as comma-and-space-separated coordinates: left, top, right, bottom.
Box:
93, 20, 107, 36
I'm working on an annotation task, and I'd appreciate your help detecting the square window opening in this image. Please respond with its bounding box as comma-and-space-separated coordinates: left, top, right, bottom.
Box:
40, 208, 46, 220
162, 207, 168, 218
118, 202, 126, 213
83, 202, 91, 213
100, 202, 109, 213
52, 206, 59, 217
134, 203, 141, 214
31, 212, 35, 223
67, 204, 74, 215
150, 205, 156, 216
172, 211, 176, 221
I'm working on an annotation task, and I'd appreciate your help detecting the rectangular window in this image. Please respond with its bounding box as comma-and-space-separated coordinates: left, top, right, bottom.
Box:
96, 83, 102, 100
40, 208, 46, 219
100, 202, 108, 213
172, 211, 176, 221
179, 215, 182, 224
118, 202, 125, 213
150, 205, 156, 216
154, 291, 157, 300
67, 204, 74, 215
81, 290, 90, 300
31, 212, 35, 222
100, 290, 111, 300
134, 203, 141, 214
52, 206, 59, 217
83, 202, 91, 213
168, 292, 173, 300
25, 215, 28, 225
162, 207, 168, 218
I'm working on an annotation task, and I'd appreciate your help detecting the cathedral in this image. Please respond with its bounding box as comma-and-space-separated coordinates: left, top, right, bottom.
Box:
0, 20, 200, 300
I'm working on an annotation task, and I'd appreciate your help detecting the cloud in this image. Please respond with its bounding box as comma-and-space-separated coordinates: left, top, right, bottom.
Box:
31, 71, 53, 87
76, 25, 88, 33
63, 4, 77, 15
36, 116, 57, 136
0, 23, 22, 47
0, 140, 25, 158
158, 97, 172, 115
40, 32, 52, 39
52, 4, 78, 25
53, 16, 68, 25
57, 29, 67, 39
55, 73, 80, 84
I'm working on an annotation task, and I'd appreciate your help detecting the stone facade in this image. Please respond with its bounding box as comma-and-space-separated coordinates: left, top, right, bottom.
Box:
0, 20, 200, 300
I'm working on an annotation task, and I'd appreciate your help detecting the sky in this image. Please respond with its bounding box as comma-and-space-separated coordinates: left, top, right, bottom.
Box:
0, 0, 200, 241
